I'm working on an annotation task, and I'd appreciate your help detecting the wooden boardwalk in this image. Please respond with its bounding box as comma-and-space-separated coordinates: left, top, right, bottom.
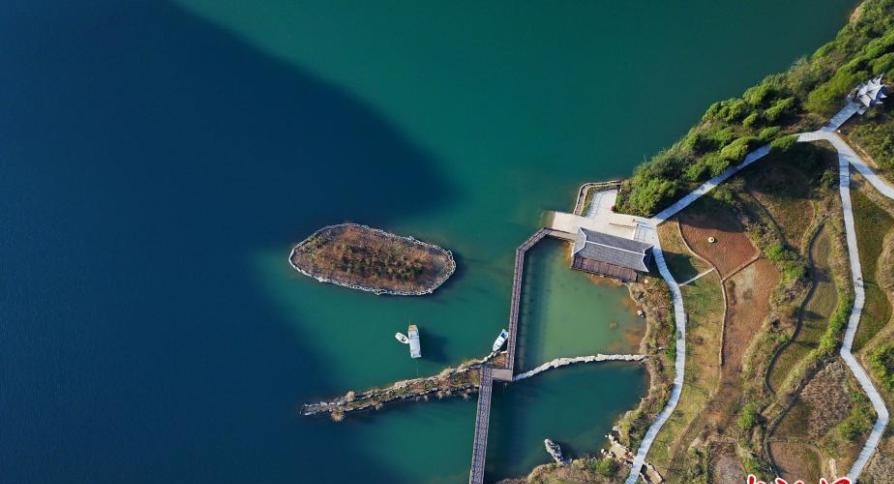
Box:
468, 365, 494, 484
505, 229, 551, 375
469, 228, 571, 482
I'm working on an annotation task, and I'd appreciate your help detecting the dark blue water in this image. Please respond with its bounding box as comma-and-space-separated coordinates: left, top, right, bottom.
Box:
0, 2, 446, 482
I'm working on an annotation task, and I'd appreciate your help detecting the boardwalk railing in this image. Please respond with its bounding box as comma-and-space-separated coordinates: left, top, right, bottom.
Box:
469, 228, 569, 482
505, 229, 550, 374
468, 365, 494, 484
573, 179, 623, 215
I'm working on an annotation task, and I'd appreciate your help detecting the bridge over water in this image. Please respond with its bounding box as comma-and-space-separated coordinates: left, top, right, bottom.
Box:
468, 228, 574, 483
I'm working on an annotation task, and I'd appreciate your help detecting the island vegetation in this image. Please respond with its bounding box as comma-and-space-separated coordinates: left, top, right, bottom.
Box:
616, 0, 894, 216
289, 223, 456, 295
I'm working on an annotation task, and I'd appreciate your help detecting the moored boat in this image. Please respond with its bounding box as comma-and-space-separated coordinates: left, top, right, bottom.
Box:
408, 324, 421, 359
394, 332, 409, 344
492, 329, 509, 352
544, 438, 569, 466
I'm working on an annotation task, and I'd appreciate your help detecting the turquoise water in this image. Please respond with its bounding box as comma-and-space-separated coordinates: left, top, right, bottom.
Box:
0, 1, 855, 483
515, 239, 645, 371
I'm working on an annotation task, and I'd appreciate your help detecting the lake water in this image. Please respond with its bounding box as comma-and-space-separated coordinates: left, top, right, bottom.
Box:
0, 1, 855, 483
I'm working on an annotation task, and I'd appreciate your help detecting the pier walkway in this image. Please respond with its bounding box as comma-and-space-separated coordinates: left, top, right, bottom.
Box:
469, 365, 494, 484
469, 227, 573, 482
504, 229, 550, 377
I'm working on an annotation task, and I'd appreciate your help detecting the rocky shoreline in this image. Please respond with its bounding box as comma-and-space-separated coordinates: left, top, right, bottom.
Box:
301, 352, 505, 420
289, 223, 456, 296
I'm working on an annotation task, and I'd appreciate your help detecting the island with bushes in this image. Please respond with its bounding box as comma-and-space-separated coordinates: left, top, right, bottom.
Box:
289, 223, 456, 295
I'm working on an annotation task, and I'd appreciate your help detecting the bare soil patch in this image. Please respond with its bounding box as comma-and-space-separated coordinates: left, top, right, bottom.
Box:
768, 441, 822, 483
776, 360, 851, 440
711, 446, 745, 484
723, 258, 779, 376
679, 197, 758, 278
289, 223, 455, 295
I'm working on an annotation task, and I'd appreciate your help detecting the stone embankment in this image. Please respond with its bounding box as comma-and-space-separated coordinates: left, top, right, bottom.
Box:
513, 354, 646, 381
301, 352, 645, 420
301, 352, 505, 420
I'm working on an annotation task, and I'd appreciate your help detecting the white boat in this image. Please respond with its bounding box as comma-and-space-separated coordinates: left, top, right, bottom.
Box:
394, 332, 409, 345
492, 329, 509, 352
408, 324, 421, 359
544, 439, 569, 465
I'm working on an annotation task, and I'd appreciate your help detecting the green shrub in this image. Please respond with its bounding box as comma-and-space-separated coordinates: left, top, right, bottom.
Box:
624, 177, 680, 216
817, 290, 853, 356
743, 82, 777, 107
871, 52, 894, 75
708, 126, 737, 148
837, 392, 874, 440
720, 137, 757, 162
869, 344, 894, 391
593, 458, 618, 477
743, 111, 760, 128
738, 402, 759, 431
683, 159, 709, 182
712, 98, 750, 123
758, 126, 781, 143
764, 242, 786, 261
763, 97, 797, 122
770, 134, 798, 153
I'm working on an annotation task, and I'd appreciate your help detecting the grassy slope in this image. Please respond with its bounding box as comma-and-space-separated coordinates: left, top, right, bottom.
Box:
851, 187, 894, 350
650, 219, 724, 477
768, 225, 838, 392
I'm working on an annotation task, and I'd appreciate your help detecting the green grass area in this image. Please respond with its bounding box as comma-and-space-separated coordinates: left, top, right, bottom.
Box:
847, 108, 894, 180
616, 0, 894, 216
648, 269, 724, 472
657, 221, 711, 283
869, 343, 894, 392
768, 226, 839, 392
851, 188, 894, 350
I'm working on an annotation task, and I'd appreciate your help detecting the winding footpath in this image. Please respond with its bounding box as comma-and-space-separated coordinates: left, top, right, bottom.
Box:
624, 109, 894, 483
798, 128, 891, 480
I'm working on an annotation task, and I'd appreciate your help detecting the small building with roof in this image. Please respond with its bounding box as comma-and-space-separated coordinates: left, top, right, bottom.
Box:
570, 227, 653, 282
849, 75, 888, 114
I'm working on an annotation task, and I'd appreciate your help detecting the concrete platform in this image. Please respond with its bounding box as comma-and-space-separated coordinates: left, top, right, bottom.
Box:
491, 368, 513, 382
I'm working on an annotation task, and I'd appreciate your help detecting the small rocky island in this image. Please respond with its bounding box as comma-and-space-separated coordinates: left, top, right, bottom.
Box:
289, 223, 456, 295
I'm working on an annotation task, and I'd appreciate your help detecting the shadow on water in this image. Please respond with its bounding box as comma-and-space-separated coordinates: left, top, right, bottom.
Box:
0, 1, 451, 483
421, 330, 451, 366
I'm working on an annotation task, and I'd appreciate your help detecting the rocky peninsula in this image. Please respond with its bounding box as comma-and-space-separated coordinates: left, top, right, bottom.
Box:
289, 223, 456, 295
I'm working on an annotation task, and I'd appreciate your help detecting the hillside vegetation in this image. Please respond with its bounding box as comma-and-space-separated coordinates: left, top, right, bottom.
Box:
617, 0, 894, 216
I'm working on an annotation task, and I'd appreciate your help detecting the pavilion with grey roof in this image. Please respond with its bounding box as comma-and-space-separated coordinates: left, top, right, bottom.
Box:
850, 75, 888, 114
571, 228, 653, 282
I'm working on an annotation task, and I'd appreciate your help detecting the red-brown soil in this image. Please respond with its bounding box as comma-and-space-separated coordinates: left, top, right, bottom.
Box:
679, 201, 759, 278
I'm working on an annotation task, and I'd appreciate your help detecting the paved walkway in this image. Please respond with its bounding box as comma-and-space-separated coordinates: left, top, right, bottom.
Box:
798, 129, 892, 481
625, 236, 687, 484
825, 101, 861, 130
624, 123, 894, 483
678, 268, 715, 286
651, 145, 771, 224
